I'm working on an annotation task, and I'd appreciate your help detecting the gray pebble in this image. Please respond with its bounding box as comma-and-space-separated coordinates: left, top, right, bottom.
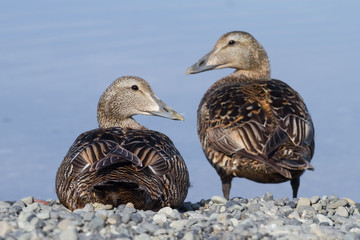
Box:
88, 216, 105, 231
328, 199, 349, 209
134, 233, 151, 240
310, 196, 320, 204
59, 228, 78, 240
36, 211, 50, 220
247, 203, 261, 213
0, 194, 358, 239
20, 196, 34, 205
336, 206, 349, 218
131, 213, 143, 223
297, 206, 317, 219
297, 198, 311, 207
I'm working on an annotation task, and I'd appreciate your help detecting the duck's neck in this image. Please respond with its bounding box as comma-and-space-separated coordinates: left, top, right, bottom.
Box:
98, 117, 147, 130
233, 53, 271, 79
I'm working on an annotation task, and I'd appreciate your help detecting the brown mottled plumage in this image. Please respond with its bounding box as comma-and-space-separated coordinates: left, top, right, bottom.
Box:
56, 76, 189, 211
186, 31, 314, 199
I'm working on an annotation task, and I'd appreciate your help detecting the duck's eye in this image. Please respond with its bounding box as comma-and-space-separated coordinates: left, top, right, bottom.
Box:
131, 85, 139, 91
228, 40, 235, 45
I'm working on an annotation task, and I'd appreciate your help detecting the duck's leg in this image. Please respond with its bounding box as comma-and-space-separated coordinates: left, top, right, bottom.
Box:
221, 175, 233, 200
290, 177, 300, 198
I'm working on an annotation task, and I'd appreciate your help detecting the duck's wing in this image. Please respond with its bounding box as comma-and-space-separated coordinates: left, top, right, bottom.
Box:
65, 128, 142, 176
202, 80, 314, 178
122, 129, 184, 176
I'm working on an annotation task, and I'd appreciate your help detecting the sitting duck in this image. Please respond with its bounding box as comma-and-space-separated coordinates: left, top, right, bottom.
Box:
186, 31, 314, 199
56, 76, 190, 211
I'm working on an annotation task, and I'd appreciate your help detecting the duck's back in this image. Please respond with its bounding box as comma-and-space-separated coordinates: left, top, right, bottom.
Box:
56, 127, 189, 211
197, 76, 314, 183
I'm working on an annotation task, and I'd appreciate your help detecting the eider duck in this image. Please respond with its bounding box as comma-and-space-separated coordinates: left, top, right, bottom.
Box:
56, 76, 190, 211
186, 31, 314, 199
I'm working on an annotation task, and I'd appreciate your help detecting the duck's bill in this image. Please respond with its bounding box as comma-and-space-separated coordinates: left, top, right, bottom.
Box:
149, 98, 184, 121
185, 50, 219, 75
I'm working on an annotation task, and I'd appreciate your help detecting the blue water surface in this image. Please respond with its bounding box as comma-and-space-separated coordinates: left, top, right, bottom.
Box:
0, 1, 359, 202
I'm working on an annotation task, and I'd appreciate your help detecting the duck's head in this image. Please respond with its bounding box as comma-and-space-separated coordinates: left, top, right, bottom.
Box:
97, 76, 183, 129
186, 31, 270, 78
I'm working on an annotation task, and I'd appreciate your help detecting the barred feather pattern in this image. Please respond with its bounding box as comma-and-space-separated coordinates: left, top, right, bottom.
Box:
198, 77, 315, 184
56, 127, 189, 211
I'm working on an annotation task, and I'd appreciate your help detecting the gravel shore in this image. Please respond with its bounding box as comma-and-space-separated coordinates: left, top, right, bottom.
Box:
0, 193, 360, 240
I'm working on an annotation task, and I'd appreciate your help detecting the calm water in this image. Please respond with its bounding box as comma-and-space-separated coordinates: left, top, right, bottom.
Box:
1, 1, 359, 202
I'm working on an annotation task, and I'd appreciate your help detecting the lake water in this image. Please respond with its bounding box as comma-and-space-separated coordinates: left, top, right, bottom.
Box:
1, 0, 359, 203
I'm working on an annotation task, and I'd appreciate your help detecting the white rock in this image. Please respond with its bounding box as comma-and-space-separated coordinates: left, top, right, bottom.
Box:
297, 198, 311, 207
158, 206, 173, 216
153, 213, 167, 224
21, 196, 34, 205
211, 196, 227, 204
336, 206, 349, 218
316, 214, 333, 226
59, 228, 78, 240
0, 221, 11, 237
182, 231, 195, 240
230, 218, 239, 227
169, 219, 188, 231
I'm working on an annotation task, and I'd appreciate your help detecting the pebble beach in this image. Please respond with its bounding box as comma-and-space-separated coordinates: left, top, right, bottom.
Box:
1, 193, 360, 240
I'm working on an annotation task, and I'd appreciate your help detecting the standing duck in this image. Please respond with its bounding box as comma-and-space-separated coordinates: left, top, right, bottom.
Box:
56, 76, 189, 211
186, 31, 314, 199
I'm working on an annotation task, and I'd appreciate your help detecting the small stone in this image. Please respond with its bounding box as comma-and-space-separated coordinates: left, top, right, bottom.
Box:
211, 196, 227, 204
50, 210, 59, 219
123, 205, 136, 215
312, 203, 323, 211
170, 219, 188, 231
121, 213, 131, 224
220, 206, 226, 213
126, 202, 135, 208
262, 192, 274, 201
158, 207, 173, 216
36, 211, 50, 220
58, 219, 72, 230
344, 198, 356, 205
154, 228, 168, 236
107, 214, 121, 225
298, 206, 317, 219
95, 210, 108, 221
0, 201, 11, 212
230, 218, 239, 226
153, 213, 167, 223
327, 209, 336, 216
336, 206, 349, 217
13, 200, 26, 208
131, 213, 143, 223
82, 204, 94, 212
9, 205, 22, 214
179, 202, 193, 212
88, 216, 105, 231
0, 221, 11, 237
21, 196, 34, 205
134, 233, 151, 240
328, 199, 348, 209
18, 211, 38, 231
310, 196, 320, 204
316, 214, 334, 226
59, 228, 78, 240
91, 202, 113, 210
141, 222, 159, 234
297, 198, 311, 207
191, 203, 201, 210
182, 231, 196, 240
80, 211, 93, 221
248, 203, 261, 213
